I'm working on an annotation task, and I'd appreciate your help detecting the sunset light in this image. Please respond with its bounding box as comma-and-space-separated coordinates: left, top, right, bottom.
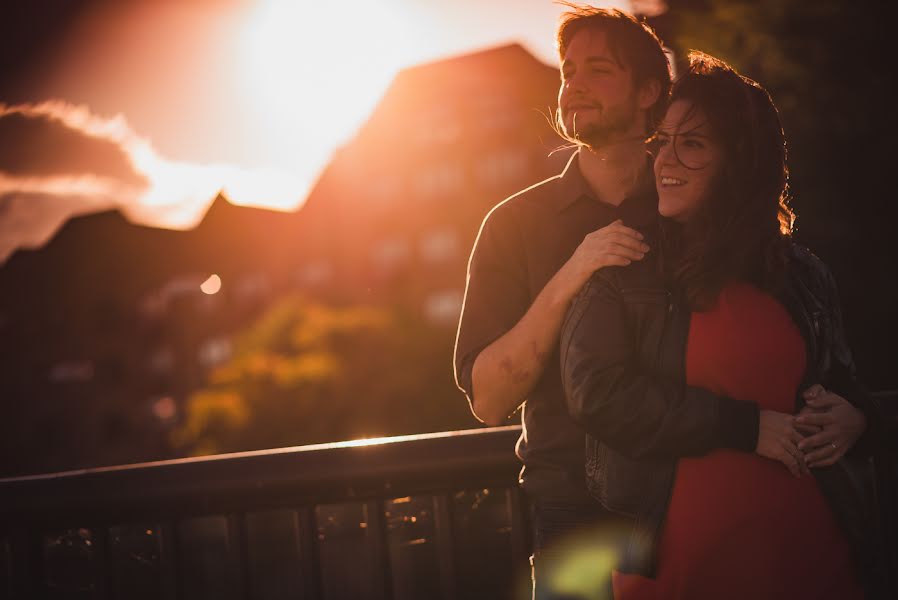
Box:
1, 1, 894, 597
237, 1, 417, 155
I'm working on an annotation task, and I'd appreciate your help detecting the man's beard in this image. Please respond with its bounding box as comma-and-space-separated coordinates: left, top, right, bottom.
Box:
566, 102, 639, 149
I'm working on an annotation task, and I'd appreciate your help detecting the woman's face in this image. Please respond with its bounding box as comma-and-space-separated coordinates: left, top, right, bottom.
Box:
654, 99, 724, 223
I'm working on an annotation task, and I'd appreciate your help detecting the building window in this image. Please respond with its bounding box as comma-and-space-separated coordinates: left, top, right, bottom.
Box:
423, 290, 464, 324
148, 347, 174, 374
236, 273, 270, 299
413, 164, 464, 197
476, 150, 528, 186
413, 107, 462, 145
419, 229, 460, 264
370, 177, 401, 203
198, 337, 232, 369
474, 93, 521, 132
296, 261, 333, 286
49, 360, 95, 383
372, 237, 411, 270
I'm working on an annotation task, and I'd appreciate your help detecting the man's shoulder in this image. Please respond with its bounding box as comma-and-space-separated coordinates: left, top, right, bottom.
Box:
482, 172, 567, 225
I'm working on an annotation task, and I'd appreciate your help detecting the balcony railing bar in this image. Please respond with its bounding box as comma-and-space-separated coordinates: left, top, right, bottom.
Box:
0, 427, 523, 532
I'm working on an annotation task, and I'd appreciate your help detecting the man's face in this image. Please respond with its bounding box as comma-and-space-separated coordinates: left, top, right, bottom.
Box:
558, 30, 642, 148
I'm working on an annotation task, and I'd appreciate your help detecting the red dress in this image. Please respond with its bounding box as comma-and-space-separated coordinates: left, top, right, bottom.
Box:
614, 283, 862, 600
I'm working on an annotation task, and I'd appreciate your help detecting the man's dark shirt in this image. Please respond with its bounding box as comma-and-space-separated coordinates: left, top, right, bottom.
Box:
454, 150, 658, 504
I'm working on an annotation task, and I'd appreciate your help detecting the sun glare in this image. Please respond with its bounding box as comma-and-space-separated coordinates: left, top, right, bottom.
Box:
237, 1, 417, 158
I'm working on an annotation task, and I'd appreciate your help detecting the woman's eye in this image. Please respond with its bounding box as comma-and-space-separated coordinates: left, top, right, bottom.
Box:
682, 139, 704, 149
656, 136, 670, 146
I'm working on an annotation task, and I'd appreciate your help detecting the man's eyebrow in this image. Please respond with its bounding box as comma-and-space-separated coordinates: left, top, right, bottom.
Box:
585, 56, 617, 67
561, 56, 618, 70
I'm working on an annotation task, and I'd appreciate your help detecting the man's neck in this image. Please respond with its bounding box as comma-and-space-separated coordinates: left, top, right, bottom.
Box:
577, 138, 649, 207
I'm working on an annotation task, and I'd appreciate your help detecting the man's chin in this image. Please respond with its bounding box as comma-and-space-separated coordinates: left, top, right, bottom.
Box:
575, 128, 614, 149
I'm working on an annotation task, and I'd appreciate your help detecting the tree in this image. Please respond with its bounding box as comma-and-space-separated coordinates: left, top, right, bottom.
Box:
172, 295, 477, 456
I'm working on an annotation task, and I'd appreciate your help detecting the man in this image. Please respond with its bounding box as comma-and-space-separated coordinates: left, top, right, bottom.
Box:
453, 6, 670, 597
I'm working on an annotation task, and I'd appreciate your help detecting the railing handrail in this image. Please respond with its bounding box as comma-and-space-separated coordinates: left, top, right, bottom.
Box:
0, 426, 523, 526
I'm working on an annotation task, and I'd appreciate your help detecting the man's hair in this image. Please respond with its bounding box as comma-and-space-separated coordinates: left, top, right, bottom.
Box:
555, 4, 671, 136
660, 51, 796, 310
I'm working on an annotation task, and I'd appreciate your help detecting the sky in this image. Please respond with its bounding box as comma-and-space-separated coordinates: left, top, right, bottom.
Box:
0, 0, 641, 263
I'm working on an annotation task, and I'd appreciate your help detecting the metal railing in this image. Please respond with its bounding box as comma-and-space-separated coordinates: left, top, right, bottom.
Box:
2, 391, 895, 599
0, 426, 530, 600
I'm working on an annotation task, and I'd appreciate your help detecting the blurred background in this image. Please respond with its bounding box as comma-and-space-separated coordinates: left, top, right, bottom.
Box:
0, 0, 894, 477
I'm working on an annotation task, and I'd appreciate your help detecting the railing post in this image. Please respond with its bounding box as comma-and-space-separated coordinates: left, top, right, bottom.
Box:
228, 513, 251, 600
157, 522, 179, 600
7, 529, 41, 600
364, 499, 392, 600
508, 487, 531, 569
92, 525, 112, 600
296, 507, 322, 600
433, 493, 458, 600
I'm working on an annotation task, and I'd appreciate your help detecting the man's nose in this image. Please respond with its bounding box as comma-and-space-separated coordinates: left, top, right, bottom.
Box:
564, 72, 586, 94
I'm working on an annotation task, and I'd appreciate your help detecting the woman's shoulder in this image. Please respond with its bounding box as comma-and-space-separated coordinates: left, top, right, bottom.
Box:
584, 250, 665, 297
786, 242, 835, 287
787, 242, 826, 270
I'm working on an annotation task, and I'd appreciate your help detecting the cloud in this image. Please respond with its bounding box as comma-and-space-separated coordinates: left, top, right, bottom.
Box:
0, 102, 150, 187
0, 101, 308, 263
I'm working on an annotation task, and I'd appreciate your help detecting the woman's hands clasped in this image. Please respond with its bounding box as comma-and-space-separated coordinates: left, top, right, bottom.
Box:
755, 409, 809, 478
754, 384, 866, 476
795, 384, 866, 468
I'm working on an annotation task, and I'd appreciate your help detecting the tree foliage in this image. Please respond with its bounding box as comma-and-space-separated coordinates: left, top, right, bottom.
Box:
172, 295, 477, 456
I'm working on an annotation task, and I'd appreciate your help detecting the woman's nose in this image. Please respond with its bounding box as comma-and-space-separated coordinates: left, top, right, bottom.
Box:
656, 141, 676, 165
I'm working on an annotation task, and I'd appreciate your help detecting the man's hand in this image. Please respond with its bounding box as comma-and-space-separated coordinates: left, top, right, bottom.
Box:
755, 409, 809, 478
566, 220, 650, 280
796, 384, 866, 468
468, 221, 648, 425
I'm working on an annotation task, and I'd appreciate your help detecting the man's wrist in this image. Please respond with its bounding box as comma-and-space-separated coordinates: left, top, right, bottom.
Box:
548, 260, 590, 307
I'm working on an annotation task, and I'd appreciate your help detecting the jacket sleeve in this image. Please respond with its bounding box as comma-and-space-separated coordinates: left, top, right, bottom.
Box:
560, 273, 760, 460
818, 262, 893, 457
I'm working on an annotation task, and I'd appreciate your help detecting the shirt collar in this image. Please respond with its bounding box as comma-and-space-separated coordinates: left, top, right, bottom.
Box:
555, 149, 657, 215
555, 150, 593, 214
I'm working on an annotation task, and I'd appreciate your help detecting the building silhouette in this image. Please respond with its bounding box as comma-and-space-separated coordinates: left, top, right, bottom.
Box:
0, 43, 569, 476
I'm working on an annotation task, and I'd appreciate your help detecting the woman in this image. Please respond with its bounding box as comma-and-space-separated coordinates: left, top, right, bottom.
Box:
560, 53, 886, 599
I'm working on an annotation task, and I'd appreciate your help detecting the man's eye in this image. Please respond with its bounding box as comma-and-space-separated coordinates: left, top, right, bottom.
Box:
656, 136, 670, 146
682, 139, 704, 149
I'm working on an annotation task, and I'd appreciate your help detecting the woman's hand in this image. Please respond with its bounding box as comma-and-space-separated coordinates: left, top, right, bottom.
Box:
755, 409, 808, 478
795, 384, 866, 468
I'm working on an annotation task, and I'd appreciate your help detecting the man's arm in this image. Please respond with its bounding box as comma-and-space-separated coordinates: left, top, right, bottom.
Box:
456, 218, 649, 426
